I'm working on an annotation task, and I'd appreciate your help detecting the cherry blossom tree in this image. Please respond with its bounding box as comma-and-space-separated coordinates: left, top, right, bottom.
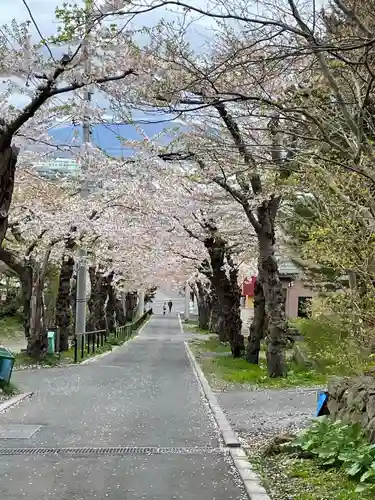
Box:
117, 155, 257, 354
1, 151, 160, 356
0, 1, 158, 250
104, 25, 293, 374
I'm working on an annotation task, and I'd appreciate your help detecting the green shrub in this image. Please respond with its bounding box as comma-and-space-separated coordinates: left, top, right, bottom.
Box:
293, 317, 365, 372
107, 336, 122, 346
289, 418, 375, 492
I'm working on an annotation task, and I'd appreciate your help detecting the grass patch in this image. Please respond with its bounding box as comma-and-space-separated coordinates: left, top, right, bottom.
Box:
192, 336, 329, 388
204, 356, 328, 388
0, 315, 24, 340
251, 418, 375, 498
184, 322, 211, 335
193, 337, 231, 354
252, 454, 373, 500
190, 337, 329, 388
184, 319, 199, 325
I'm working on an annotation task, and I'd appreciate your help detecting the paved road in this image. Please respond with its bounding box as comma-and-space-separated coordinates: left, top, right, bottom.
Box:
0, 314, 247, 500
150, 289, 185, 315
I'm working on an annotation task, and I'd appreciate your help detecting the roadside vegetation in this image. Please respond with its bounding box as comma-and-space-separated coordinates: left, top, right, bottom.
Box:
251, 418, 375, 499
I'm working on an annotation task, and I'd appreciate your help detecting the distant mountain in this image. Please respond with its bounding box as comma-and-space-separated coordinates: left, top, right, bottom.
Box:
48, 121, 185, 157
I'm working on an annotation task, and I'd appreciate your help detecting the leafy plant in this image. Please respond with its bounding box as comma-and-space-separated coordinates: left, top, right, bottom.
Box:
293, 317, 366, 372
289, 418, 375, 492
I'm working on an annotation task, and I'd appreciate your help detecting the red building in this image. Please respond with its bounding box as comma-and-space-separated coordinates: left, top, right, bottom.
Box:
242, 276, 256, 306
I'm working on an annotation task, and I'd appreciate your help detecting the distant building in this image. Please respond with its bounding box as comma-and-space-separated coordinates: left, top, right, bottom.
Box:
242, 276, 257, 308
278, 261, 315, 318
34, 158, 81, 179
241, 261, 315, 319
34, 158, 103, 191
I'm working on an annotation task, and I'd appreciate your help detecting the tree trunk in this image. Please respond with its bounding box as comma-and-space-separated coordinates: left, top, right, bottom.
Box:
203, 230, 244, 357
209, 297, 225, 337
0, 245, 53, 358
195, 281, 211, 330
145, 286, 157, 308
105, 272, 116, 333
0, 145, 18, 246
20, 264, 33, 342
246, 278, 266, 364
55, 255, 74, 351
257, 198, 287, 377
115, 297, 126, 325
227, 255, 244, 357
125, 291, 138, 322
87, 267, 108, 332
44, 265, 60, 330
27, 250, 51, 358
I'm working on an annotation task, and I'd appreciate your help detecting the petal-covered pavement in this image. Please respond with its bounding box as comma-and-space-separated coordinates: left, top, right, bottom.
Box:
0, 312, 248, 500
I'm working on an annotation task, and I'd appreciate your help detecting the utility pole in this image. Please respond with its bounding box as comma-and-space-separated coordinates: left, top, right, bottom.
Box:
75, 3, 92, 336
184, 281, 190, 322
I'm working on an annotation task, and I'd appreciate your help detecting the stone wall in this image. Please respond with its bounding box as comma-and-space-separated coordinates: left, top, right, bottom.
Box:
328, 376, 375, 441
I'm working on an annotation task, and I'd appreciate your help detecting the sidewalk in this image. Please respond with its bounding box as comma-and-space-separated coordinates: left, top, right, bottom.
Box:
0, 314, 248, 500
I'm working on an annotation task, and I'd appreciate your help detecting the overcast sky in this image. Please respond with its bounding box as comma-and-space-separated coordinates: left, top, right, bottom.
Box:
0, 0, 58, 34
0, 0, 214, 44
1, 0, 215, 112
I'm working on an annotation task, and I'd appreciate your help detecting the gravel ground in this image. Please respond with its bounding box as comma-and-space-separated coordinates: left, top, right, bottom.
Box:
215, 385, 319, 499
216, 386, 318, 450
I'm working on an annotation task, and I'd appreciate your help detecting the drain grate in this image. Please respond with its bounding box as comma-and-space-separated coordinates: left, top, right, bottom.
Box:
0, 446, 224, 457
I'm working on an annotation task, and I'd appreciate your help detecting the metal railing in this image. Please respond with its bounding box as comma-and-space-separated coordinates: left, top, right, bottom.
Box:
114, 308, 153, 342
73, 329, 107, 363
73, 308, 153, 363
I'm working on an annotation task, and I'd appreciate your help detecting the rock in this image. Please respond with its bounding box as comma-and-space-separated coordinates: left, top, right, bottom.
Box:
367, 395, 375, 420
367, 417, 375, 441
328, 375, 375, 442
328, 376, 350, 400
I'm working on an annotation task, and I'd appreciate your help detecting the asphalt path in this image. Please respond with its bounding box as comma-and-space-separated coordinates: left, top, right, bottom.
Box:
1, 314, 247, 500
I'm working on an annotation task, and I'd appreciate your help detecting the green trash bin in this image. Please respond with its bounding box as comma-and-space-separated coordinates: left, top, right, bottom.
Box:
47, 331, 56, 354
0, 347, 15, 384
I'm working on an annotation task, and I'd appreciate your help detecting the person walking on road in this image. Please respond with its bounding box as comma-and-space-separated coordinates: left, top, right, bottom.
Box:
163, 302, 167, 315
168, 300, 173, 313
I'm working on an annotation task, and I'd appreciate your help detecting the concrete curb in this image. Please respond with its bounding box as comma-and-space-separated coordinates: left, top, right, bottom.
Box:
177, 313, 184, 334
0, 392, 34, 414
184, 342, 240, 447
81, 315, 152, 365
184, 341, 271, 500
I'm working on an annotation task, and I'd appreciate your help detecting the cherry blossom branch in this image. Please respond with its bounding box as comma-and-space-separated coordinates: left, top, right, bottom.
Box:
2, 55, 136, 147
50, 69, 137, 97
0, 247, 24, 275
115, 1, 310, 38
25, 229, 49, 256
